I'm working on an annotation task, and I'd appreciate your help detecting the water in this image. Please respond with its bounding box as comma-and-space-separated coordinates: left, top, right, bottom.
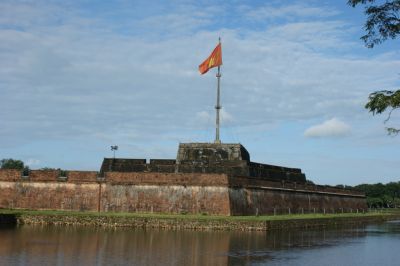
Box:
0, 221, 399, 266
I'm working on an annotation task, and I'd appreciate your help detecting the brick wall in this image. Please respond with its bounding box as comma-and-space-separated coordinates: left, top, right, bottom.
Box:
101, 185, 231, 215
0, 182, 99, 211
29, 170, 59, 182
0, 169, 20, 181
67, 171, 98, 183
229, 188, 367, 215
105, 172, 230, 186
0, 171, 367, 216
228, 176, 365, 197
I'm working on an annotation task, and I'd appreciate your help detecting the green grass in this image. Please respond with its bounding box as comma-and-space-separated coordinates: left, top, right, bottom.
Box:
1, 208, 396, 222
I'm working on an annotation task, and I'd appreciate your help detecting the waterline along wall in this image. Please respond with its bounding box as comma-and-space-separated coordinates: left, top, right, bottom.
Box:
0, 169, 366, 216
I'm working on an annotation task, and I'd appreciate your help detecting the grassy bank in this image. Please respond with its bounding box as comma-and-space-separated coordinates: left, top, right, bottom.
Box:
1, 209, 399, 231
0, 208, 391, 221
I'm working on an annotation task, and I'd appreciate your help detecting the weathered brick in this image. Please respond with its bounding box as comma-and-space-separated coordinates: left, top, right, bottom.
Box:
29, 170, 59, 182
0, 173, 366, 215
105, 172, 229, 186
67, 171, 98, 183
149, 159, 176, 165
0, 169, 20, 181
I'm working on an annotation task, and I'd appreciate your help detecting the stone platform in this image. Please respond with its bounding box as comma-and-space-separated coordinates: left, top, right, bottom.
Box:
100, 143, 306, 183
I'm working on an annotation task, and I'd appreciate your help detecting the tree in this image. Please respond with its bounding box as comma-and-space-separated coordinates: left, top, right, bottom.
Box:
0, 158, 24, 170
348, 0, 400, 48
348, 0, 400, 134
365, 90, 400, 135
354, 181, 400, 208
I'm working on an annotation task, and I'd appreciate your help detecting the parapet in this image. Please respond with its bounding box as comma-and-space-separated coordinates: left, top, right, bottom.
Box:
30, 170, 59, 182
99, 142, 307, 183
100, 158, 147, 175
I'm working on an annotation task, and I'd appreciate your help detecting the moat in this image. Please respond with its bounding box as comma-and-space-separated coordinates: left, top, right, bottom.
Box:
1, 220, 399, 265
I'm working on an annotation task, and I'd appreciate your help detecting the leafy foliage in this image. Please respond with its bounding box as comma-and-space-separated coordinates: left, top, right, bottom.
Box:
365, 90, 400, 135
348, 0, 400, 134
348, 0, 400, 48
0, 158, 24, 170
354, 181, 400, 208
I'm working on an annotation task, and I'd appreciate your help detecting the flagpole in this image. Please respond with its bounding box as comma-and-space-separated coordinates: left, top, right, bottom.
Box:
215, 37, 222, 144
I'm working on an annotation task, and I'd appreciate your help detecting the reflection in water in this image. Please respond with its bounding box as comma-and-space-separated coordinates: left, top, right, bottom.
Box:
0, 221, 399, 266
226, 226, 368, 265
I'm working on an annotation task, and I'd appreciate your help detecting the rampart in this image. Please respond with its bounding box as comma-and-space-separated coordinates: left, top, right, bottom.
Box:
99, 143, 306, 183
0, 169, 366, 216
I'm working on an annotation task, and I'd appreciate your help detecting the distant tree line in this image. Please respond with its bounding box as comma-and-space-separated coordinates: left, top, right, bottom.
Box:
335, 182, 400, 208
354, 182, 400, 208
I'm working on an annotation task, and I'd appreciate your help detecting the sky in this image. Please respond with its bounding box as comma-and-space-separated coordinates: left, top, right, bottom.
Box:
0, 0, 399, 186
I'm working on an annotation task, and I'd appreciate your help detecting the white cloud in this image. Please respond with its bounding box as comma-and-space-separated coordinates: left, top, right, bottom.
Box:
221, 109, 234, 124
304, 118, 351, 138
194, 109, 234, 127
0, 1, 399, 148
195, 111, 212, 126
25, 158, 40, 166
246, 3, 339, 21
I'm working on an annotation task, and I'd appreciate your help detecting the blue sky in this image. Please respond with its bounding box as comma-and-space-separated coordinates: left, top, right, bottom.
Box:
1, 0, 399, 185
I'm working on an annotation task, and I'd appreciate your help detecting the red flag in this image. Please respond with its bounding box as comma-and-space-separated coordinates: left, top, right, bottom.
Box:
198, 43, 222, 74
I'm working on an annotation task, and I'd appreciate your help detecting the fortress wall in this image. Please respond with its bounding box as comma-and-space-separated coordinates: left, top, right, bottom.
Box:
30, 170, 59, 182
0, 181, 99, 211
0, 169, 100, 183
100, 185, 231, 215
147, 165, 176, 173
0, 169, 21, 181
229, 187, 367, 216
0, 171, 366, 216
249, 162, 301, 173
102, 173, 231, 214
176, 164, 249, 177
105, 172, 230, 186
0, 180, 231, 215
228, 176, 364, 197
67, 171, 98, 183
149, 159, 176, 165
